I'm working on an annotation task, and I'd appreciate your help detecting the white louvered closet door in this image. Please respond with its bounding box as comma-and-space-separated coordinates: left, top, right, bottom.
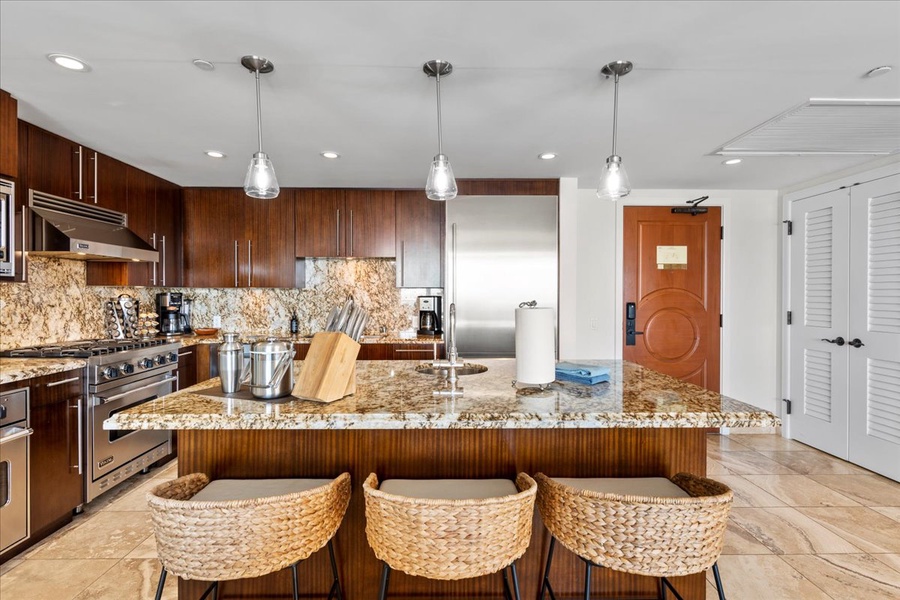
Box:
848, 174, 900, 480
789, 188, 851, 458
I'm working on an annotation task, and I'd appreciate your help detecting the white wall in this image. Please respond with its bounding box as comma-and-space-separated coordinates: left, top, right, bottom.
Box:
558, 185, 781, 412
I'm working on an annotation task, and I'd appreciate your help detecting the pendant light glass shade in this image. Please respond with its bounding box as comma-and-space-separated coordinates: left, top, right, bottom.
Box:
244, 151, 280, 199
425, 153, 457, 201
423, 60, 457, 201
596, 154, 630, 200
596, 60, 633, 200
241, 55, 279, 199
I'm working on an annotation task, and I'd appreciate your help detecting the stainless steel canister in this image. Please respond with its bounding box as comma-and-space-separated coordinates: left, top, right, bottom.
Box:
246, 338, 295, 399
218, 332, 245, 393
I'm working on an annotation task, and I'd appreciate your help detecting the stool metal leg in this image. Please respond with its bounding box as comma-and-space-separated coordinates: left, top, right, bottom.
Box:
539, 536, 558, 600
660, 578, 686, 600
510, 561, 521, 600
292, 561, 300, 600
154, 569, 166, 600
198, 581, 219, 600
583, 560, 592, 600
502, 567, 512, 600
378, 562, 391, 600
712, 562, 727, 600
328, 539, 344, 600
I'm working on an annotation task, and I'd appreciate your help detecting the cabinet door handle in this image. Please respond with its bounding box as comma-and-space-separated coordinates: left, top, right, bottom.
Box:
177, 351, 193, 357
75, 146, 83, 200
151, 233, 158, 285
336, 209, 341, 256
90, 151, 98, 203
161, 235, 166, 286
21, 207, 27, 275
234, 240, 239, 287
47, 376, 81, 388
69, 398, 83, 474
399, 240, 405, 286
349, 209, 354, 256
248, 239, 252, 287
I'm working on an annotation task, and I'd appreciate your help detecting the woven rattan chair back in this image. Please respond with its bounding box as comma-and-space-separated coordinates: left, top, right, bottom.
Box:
363, 472, 537, 581
535, 472, 732, 578
147, 472, 351, 582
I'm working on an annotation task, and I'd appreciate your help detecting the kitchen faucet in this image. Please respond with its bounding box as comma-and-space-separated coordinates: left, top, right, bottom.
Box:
433, 302, 463, 396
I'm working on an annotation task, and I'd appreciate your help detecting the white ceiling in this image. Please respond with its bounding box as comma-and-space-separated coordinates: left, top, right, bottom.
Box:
1, 1, 898, 191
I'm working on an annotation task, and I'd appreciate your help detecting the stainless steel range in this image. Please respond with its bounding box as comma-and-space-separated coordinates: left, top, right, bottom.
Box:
3, 338, 178, 502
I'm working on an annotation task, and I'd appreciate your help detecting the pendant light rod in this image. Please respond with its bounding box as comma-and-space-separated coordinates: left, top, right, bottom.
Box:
611, 71, 619, 156
435, 68, 443, 155
255, 69, 263, 153
600, 60, 633, 157
424, 60, 453, 157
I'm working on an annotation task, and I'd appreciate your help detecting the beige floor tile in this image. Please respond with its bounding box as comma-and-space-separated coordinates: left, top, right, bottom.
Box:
72, 558, 175, 600
0, 559, 117, 600
741, 475, 861, 507
759, 451, 870, 475
706, 579, 720, 599
713, 475, 787, 507
730, 507, 863, 554
707, 434, 753, 452
707, 458, 733, 475
28, 512, 152, 560
798, 507, 900, 553
873, 554, 900, 574
872, 507, 900, 522
707, 555, 831, 600
729, 434, 813, 452
809, 474, 900, 506
106, 479, 159, 512
124, 535, 159, 560
0, 557, 23, 576
710, 451, 799, 475
783, 553, 900, 598
721, 521, 774, 555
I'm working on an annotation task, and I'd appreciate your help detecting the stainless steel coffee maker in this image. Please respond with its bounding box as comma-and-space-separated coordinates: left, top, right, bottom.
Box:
417, 296, 442, 336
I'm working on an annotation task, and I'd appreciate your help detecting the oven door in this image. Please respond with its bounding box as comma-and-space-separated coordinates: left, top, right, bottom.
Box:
89, 371, 175, 483
0, 425, 32, 553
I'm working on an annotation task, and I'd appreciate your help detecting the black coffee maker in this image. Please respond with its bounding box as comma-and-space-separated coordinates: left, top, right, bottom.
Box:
417, 296, 442, 336
156, 292, 189, 336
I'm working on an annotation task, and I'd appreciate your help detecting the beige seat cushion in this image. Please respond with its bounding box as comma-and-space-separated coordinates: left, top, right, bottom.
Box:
380, 478, 518, 500
191, 478, 332, 502
552, 477, 690, 498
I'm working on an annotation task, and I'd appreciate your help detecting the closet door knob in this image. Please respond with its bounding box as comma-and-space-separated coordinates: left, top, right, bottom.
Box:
821, 337, 845, 346
848, 338, 865, 348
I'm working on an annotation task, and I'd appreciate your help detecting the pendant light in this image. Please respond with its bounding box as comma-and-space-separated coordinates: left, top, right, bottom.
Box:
423, 59, 458, 201
596, 60, 633, 200
241, 55, 280, 199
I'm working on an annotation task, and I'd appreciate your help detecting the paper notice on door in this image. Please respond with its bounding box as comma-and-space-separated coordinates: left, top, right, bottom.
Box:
657, 245, 688, 270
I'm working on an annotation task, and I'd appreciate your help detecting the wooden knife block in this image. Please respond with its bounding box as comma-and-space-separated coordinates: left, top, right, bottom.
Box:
293, 332, 360, 403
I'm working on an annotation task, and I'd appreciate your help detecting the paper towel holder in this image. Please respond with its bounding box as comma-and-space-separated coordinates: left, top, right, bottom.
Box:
518, 300, 538, 308
514, 300, 555, 390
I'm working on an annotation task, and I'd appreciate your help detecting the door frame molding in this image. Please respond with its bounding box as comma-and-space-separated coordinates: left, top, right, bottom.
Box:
614, 194, 728, 393
781, 162, 900, 439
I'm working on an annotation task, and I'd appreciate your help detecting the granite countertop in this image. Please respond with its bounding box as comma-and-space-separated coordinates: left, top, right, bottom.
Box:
0, 358, 88, 385
178, 333, 443, 347
105, 359, 780, 431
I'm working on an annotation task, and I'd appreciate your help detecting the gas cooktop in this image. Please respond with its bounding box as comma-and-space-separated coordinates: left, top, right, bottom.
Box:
1, 338, 174, 358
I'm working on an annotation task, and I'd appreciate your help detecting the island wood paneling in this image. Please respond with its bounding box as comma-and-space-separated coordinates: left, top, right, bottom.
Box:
177, 428, 706, 599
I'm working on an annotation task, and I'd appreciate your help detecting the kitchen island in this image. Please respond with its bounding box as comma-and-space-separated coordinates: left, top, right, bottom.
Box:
106, 359, 778, 600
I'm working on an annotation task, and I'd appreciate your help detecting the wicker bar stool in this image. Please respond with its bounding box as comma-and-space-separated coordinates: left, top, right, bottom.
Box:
535, 472, 733, 600
363, 472, 537, 600
147, 472, 351, 600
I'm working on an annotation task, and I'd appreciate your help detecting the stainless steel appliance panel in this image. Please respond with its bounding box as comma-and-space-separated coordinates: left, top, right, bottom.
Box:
0, 388, 31, 554
446, 195, 558, 358
0, 179, 14, 277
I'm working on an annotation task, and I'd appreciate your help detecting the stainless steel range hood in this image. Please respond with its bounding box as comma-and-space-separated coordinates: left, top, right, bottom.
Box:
28, 190, 158, 262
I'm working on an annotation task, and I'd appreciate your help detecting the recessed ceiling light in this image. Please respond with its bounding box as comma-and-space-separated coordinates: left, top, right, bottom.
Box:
205, 150, 226, 158
865, 65, 893, 78
538, 152, 558, 160
320, 151, 341, 159
47, 53, 90, 72
722, 158, 742, 165
192, 59, 215, 71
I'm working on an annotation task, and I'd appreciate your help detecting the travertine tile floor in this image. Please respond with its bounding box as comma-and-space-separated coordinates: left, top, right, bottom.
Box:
1, 433, 899, 599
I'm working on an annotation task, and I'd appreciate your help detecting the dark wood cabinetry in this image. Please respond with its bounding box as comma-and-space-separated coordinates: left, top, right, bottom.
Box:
294, 342, 443, 361
295, 189, 395, 258
22, 123, 83, 202
183, 188, 295, 288
394, 190, 444, 287
0, 89, 17, 178
176, 343, 212, 389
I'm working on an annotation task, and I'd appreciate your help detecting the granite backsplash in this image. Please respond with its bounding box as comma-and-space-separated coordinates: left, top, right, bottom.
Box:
0, 257, 438, 350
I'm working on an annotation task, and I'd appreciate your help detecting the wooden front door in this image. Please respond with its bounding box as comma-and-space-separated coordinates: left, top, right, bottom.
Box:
623, 206, 722, 391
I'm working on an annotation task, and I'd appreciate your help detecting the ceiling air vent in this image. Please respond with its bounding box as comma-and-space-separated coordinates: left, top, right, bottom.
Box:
714, 99, 900, 156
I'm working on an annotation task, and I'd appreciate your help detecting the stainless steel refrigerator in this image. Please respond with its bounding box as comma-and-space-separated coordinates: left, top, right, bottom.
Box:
445, 195, 558, 358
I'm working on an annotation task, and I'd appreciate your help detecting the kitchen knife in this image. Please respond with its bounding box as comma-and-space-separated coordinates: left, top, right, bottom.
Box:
333, 297, 354, 333
324, 306, 340, 331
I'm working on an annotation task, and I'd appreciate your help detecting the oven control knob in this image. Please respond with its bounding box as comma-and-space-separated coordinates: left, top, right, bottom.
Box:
155, 355, 166, 365
119, 363, 135, 375
167, 352, 178, 363
139, 358, 154, 369
102, 367, 120, 379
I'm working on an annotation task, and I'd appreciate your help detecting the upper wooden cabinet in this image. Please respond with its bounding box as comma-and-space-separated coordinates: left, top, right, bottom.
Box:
0, 89, 17, 178
295, 189, 395, 258
394, 190, 444, 288
22, 122, 82, 202
183, 188, 295, 288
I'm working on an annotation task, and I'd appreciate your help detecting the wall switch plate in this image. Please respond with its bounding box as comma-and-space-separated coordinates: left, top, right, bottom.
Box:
213, 315, 222, 327
590, 318, 599, 331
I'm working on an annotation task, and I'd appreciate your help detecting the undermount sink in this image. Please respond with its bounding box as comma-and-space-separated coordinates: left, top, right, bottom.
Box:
415, 363, 488, 376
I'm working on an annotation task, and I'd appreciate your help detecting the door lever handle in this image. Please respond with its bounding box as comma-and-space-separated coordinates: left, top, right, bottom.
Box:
847, 338, 865, 348
821, 337, 845, 346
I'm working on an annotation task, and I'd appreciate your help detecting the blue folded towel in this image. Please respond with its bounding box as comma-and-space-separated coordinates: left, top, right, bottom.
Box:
555, 362, 610, 378
556, 371, 610, 385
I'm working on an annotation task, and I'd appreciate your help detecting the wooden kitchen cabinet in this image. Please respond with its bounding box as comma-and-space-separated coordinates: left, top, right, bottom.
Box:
395, 190, 444, 287
154, 178, 183, 287
295, 189, 395, 258
21, 122, 83, 202
0, 89, 17, 178
176, 346, 199, 389
19, 369, 84, 537
183, 188, 295, 288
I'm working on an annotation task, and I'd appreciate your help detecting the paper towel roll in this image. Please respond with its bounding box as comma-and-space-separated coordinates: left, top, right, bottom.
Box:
515, 307, 556, 385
